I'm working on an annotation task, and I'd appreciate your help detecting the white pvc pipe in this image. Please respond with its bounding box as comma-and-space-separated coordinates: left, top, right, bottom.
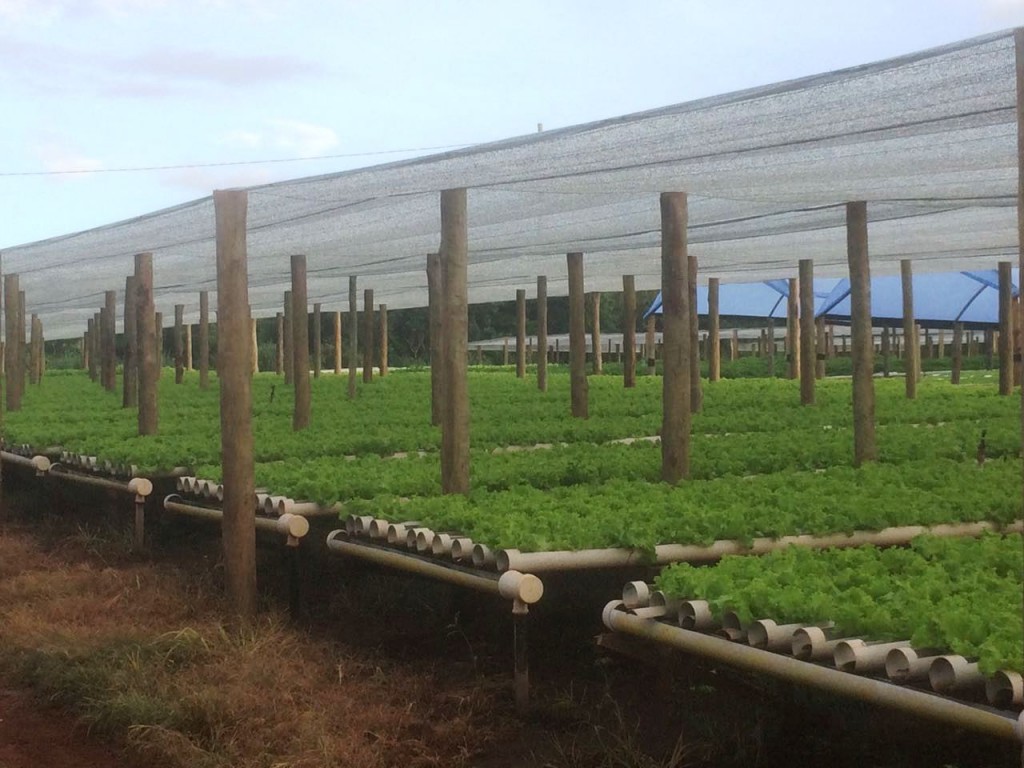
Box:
622, 580, 651, 609
834, 640, 911, 674
748, 620, 807, 652
497, 520, 1024, 573
472, 543, 497, 569
791, 627, 853, 662
449, 537, 474, 561
679, 600, 717, 632
987, 671, 1024, 708
163, 496, 309, 539
368, 519, 391, 539
885, 647, 941, 684
602, 604, 1019, 742
431, 533, 454, 556
929, 655, 986, 694
1, 452, 52, 473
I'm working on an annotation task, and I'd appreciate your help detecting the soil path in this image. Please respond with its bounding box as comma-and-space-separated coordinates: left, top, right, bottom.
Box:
0, 688, 137, 768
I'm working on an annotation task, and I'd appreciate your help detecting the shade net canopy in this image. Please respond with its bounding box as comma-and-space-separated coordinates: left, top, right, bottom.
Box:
3, 29, 1021, 339
643, 278, 846, 320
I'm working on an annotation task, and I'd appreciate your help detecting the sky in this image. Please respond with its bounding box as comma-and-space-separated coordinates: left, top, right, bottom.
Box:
3, 0, 1024, 250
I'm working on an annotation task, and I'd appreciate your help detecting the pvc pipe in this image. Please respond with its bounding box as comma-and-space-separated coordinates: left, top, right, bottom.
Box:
386, 522, 421, 545
414, 528, 435, 553
748, 620, 807, 652
346, 514, 375, 536
163, 496, 309, 539
368, 519, 391, 539
834, 640, 911, 674
885, 647, 942, 684
326, 531, 543, 605
679, 600, 717, 632
791, 627, 854, 662
648, 590, 682, 622
431, 533, 454, 556
1, 452, 51, 473
497, 520, 1024, 573
929, 656, 986, 694
602, 606, 1019, 742
449, 537, 474, 561
408, 527, 430, 550
472, 544, 497, 569
622, 580, 651, 609
987, 671, 1024, 708
49, 466, 152, 497
176, 476, 194, 493
263, 495, 288, 516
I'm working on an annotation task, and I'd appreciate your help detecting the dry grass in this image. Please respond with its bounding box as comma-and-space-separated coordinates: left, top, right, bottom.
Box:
0, 524, 519, 768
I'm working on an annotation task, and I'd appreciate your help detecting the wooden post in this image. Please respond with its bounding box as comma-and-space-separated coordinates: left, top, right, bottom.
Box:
502, 338, 509, 366
590, 291, 603, 375
567, 252, 588, 418
379, 303, 389, 376
937, 328, 945, 360
799, 259, 815, 405
5, 275, 19, 410
440, 188, 469, 495
537, 276, 548, 392
348, 276, 358, 400
86, 317, 97, 382
622, 275, 637, 387
213, 188, 257, 621
427, 255, 442, 423
121, 276, 138, 407
36, 318, 44, 381
980, 330, 989, 366
999, 260, 1013, 396
767, 321, 776, 377
362, 289, 374, 383
135, 253, 158, 436
103, 289, 117, 391
275, 313, 284, 375
786, 278, 799, 380
914, 323, 923, 382
174, 304, 185, 384
99, 305, 110, 387
28, 314, 40, 385
291, 255, 311, 429
730, 328, 739, 361
515, 289, 526, 378
901, 260, 917, 399
250, 317, 259, 374
283, 291, 294, 385
660, 192, 691, 484
154, 311, 163, 376
951, 322, 963, 385
815, 315, 827, 380
708, 277, 721, 382
881, 326, 891, 378
185, 324, 193, 370
333, 310, 342, 374
688, 255, 701, 412
847, 202, 876, 466
313, 302, 322, 379
199, 291, 210, 390
17, 291, 25, 397
81, 331, 88, 371
922, 328, 932, 360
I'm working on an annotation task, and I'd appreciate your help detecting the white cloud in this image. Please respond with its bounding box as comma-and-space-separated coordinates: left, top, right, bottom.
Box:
222, 119, 339, 158
34, 138, 105, 178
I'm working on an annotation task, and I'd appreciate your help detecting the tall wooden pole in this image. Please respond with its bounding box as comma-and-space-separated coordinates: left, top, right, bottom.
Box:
86, 317, 97, 382
18, 291, 26, 397
348, 276, 358, 400
999, 260, 1013, 396
199, 291, 210, 390
5, 275, 19, 410
786, 278, 799, 380
154, 311, 163, 376
275, 313, 284, 375
213, 189, 257, 621
799, 259, 815, 405
185, 324, 193, 370
901, 259, 917, 399
622, 274, 637, 388
645, 314, 657, 375
440, 189, 470, 495
283, 290, 294, 386
103, 289, 117, 391
567, 252, 588, 418
313, 302, 322, 379
28, 314, 40, 385
362, 289, 375, 383
767, 320, 776, 377
730, 328, 739, 361
379, 303, 389, 376
847, 202, 876, 466
35, 318, 44, 382
135, 253, 158, 436
590, 292, 603, 375
427, 255, 442, 423
333, 310, 342, 374
537, 276, 548, 392
291, 255, 311, 430
688, 255, 701, 412
660, 192, 691, 484
951, 322, 963, 385
250, 317, 259, 374
515, 289, 526, 378
123, 276, 138, 407
708, 277, 721, 382
81, 331, 89, 372
815, 315, 827, 380
174, 304, 185, 384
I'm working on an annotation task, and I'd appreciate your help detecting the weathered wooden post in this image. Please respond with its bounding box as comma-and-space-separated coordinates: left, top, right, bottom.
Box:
362, 289, 374, 383
427, 255, 442, 423
5, 275, 20, 410
18, 291, 26, 396
28, 314, 40, 385
333, 310, 342, 374
688, 255, 701, 412
622, 274, 637, 388
708, 277, 721, 382
815, 316, 827, 379
81, 331, 88, 371
99, 305, 110, 388
998, 260, 1013, 396
174, 304, 185, 384
154, 311, 163, 376
291, 256, 311, 429
567, 252, 588, 418
847, 202, 876, 466
730, 328, 739, 361
199, 291, 210, 390
515, 289, 526, 378
440, 189, 469, 495
213, 188, 257, 621
123, 276, 138, 407
645, 314, 657, 375
135, 253, 158, 436
86, 317, 97, 382
767, 321, 776, 377
786, 278, 799, 380
348, 276, 358, 400
590, 291, 603, 375
951, 322, 963, 385
502, 338, 509, 366
275, 313, 285, 375
913, 323, 923, 381
537, 276, 548, 392
250, 318, 259, 374
660, 192, 691, 484
799, 259, 815, 405
313, 302, 322, 379
283, 291, 294, 386
379, 303, 389, 376
103, 290, 117, 391
881, 326, 891, 378
901, 259, 917, 399
937, 328, 945, 359
185, 324, 193, 371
